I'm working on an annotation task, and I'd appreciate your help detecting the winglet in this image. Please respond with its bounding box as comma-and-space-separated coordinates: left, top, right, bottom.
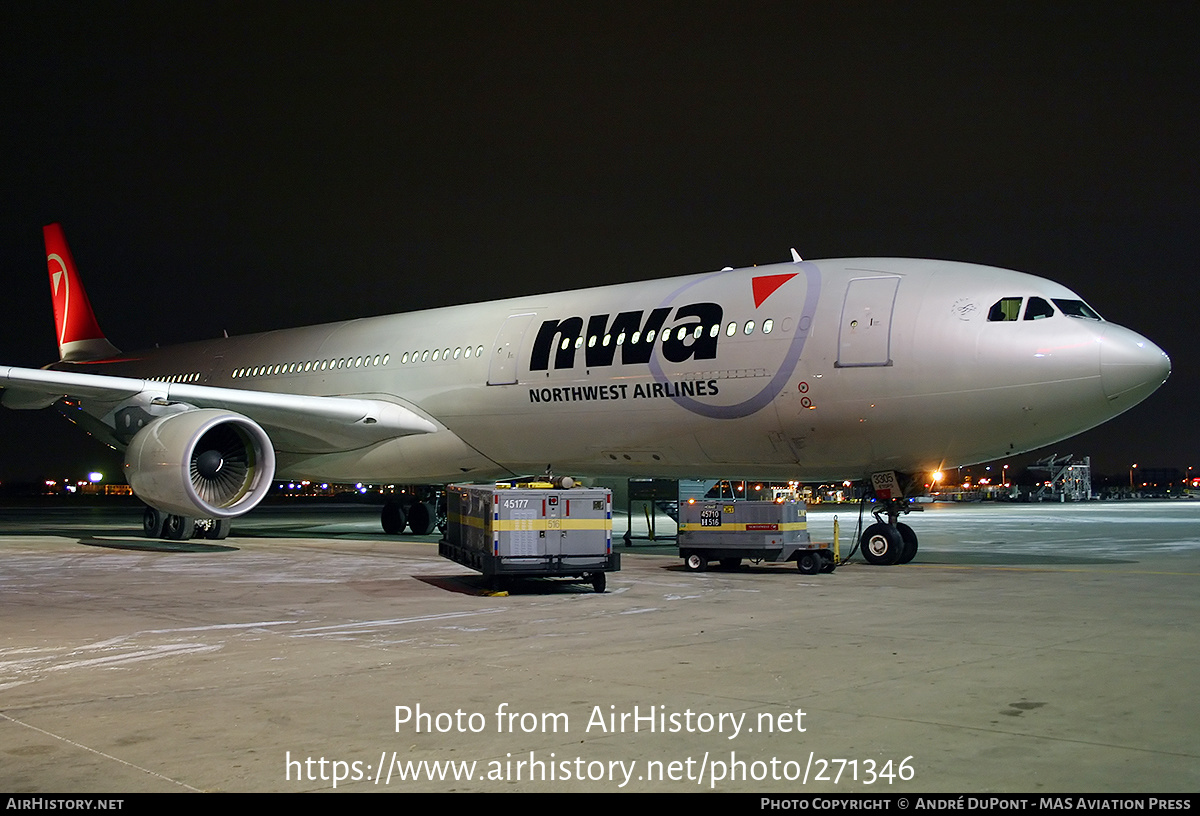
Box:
43, 224, 122, 362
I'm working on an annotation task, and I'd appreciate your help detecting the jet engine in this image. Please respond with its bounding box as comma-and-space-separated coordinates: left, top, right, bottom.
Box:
124, 408, 276, 518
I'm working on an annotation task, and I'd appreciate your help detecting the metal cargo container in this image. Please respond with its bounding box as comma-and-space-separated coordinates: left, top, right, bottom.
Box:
439, 483, 620, 592
677, 499, 835, 574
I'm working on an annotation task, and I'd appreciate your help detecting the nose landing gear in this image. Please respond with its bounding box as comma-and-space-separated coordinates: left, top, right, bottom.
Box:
859, 514, 918, 565
859, 470, 921, 565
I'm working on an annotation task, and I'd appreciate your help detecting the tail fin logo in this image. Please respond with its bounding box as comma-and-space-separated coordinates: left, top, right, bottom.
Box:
47, 252, 72, 348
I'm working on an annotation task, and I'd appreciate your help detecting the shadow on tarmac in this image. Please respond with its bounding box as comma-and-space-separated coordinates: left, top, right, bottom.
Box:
79, 536, 239, 554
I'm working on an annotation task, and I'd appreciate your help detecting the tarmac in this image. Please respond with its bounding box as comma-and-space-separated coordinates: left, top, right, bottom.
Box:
1, 499, 1197, 793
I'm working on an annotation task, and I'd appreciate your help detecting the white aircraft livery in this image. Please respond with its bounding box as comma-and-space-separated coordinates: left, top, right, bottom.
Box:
0, 225, 1171, 562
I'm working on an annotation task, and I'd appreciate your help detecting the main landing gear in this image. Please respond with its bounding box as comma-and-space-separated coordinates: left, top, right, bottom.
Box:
858, 497, 919, 566
142, 507, 231, 541
380, 489, 448, 536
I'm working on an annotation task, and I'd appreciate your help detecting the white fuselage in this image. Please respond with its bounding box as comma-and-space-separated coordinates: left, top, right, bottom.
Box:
59, 257, 1169, 484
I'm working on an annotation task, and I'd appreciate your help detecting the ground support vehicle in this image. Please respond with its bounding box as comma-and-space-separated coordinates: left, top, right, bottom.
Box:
677, 500, 836, 574
439, 483, 619, 592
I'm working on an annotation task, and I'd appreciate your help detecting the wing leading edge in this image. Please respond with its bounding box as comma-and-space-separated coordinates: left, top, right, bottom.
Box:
0, 365, 437, 453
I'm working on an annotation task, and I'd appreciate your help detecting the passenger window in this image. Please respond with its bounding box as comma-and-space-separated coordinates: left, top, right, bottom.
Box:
1024, 297, 1055, 320
988, 297, 1022, 321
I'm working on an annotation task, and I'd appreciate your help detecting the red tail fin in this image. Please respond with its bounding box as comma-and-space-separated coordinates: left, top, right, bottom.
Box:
43, 223, 121, 362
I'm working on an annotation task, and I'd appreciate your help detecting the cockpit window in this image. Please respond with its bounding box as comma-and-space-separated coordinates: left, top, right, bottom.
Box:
988, 297, 1022, 321
1052, 298, 1103, 320
1023, 297, 1055, 320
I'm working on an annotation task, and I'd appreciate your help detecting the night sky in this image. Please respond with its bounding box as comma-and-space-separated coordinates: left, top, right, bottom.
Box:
0, 2, 1195, 484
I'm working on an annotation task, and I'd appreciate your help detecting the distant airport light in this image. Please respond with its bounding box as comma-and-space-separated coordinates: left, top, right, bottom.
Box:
88, 472, 103, 483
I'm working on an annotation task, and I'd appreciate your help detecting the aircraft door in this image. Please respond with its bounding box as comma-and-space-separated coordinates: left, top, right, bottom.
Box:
487, 312, 536, 385
836, 276, 900, 367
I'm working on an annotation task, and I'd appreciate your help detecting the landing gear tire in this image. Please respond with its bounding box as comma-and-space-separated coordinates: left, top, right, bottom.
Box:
408, 501, 436, 536
796, 551, 823, 575
203, 518, 232, 540
435, 501, 448, 535
860, 522, 903, 565
162, 514, 194, 541
896, 522, 918, 564
143, 507, 166, 539
719, 557, 741, 571
683, 551, 707, 572
590, 572, 606, 593
818, 551, 837, 573
381, 502, 406, 535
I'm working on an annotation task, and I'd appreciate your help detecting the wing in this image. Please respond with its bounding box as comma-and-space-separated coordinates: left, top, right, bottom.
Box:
0, 365, 436, 453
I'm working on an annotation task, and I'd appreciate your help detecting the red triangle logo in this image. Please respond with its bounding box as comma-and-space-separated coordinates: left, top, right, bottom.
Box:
751, 273, 798, 308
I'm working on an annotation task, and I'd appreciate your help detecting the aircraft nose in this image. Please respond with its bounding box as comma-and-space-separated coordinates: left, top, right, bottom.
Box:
1099, 325, 1171, 403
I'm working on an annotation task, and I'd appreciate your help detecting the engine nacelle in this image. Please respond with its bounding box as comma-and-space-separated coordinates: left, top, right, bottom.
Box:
124, 409, 276, 518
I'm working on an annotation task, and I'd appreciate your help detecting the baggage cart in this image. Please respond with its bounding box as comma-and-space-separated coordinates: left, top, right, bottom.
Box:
440, 483, 620, 592
677, 499, 836, 574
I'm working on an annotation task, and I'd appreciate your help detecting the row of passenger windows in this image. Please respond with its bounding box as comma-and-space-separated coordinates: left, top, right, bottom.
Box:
556, 319, 777, 351
147, 372, 202, 383
399, 346, 485, 364
228, 345, 492, 379
231, 354, 391, 379
987, 297, 1102, 322
172, 317, 786, 381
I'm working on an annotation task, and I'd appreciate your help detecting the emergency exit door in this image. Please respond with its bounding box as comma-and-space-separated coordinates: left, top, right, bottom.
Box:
487, 312, 536, 385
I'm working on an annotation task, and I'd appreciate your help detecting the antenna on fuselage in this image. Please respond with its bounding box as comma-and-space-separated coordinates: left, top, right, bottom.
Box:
790, 248, 803, 263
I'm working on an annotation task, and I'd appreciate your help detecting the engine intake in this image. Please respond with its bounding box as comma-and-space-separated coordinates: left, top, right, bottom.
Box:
124, 409, 276, 518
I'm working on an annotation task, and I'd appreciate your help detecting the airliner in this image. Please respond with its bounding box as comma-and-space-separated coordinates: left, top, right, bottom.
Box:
0, 225, 1170, 564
